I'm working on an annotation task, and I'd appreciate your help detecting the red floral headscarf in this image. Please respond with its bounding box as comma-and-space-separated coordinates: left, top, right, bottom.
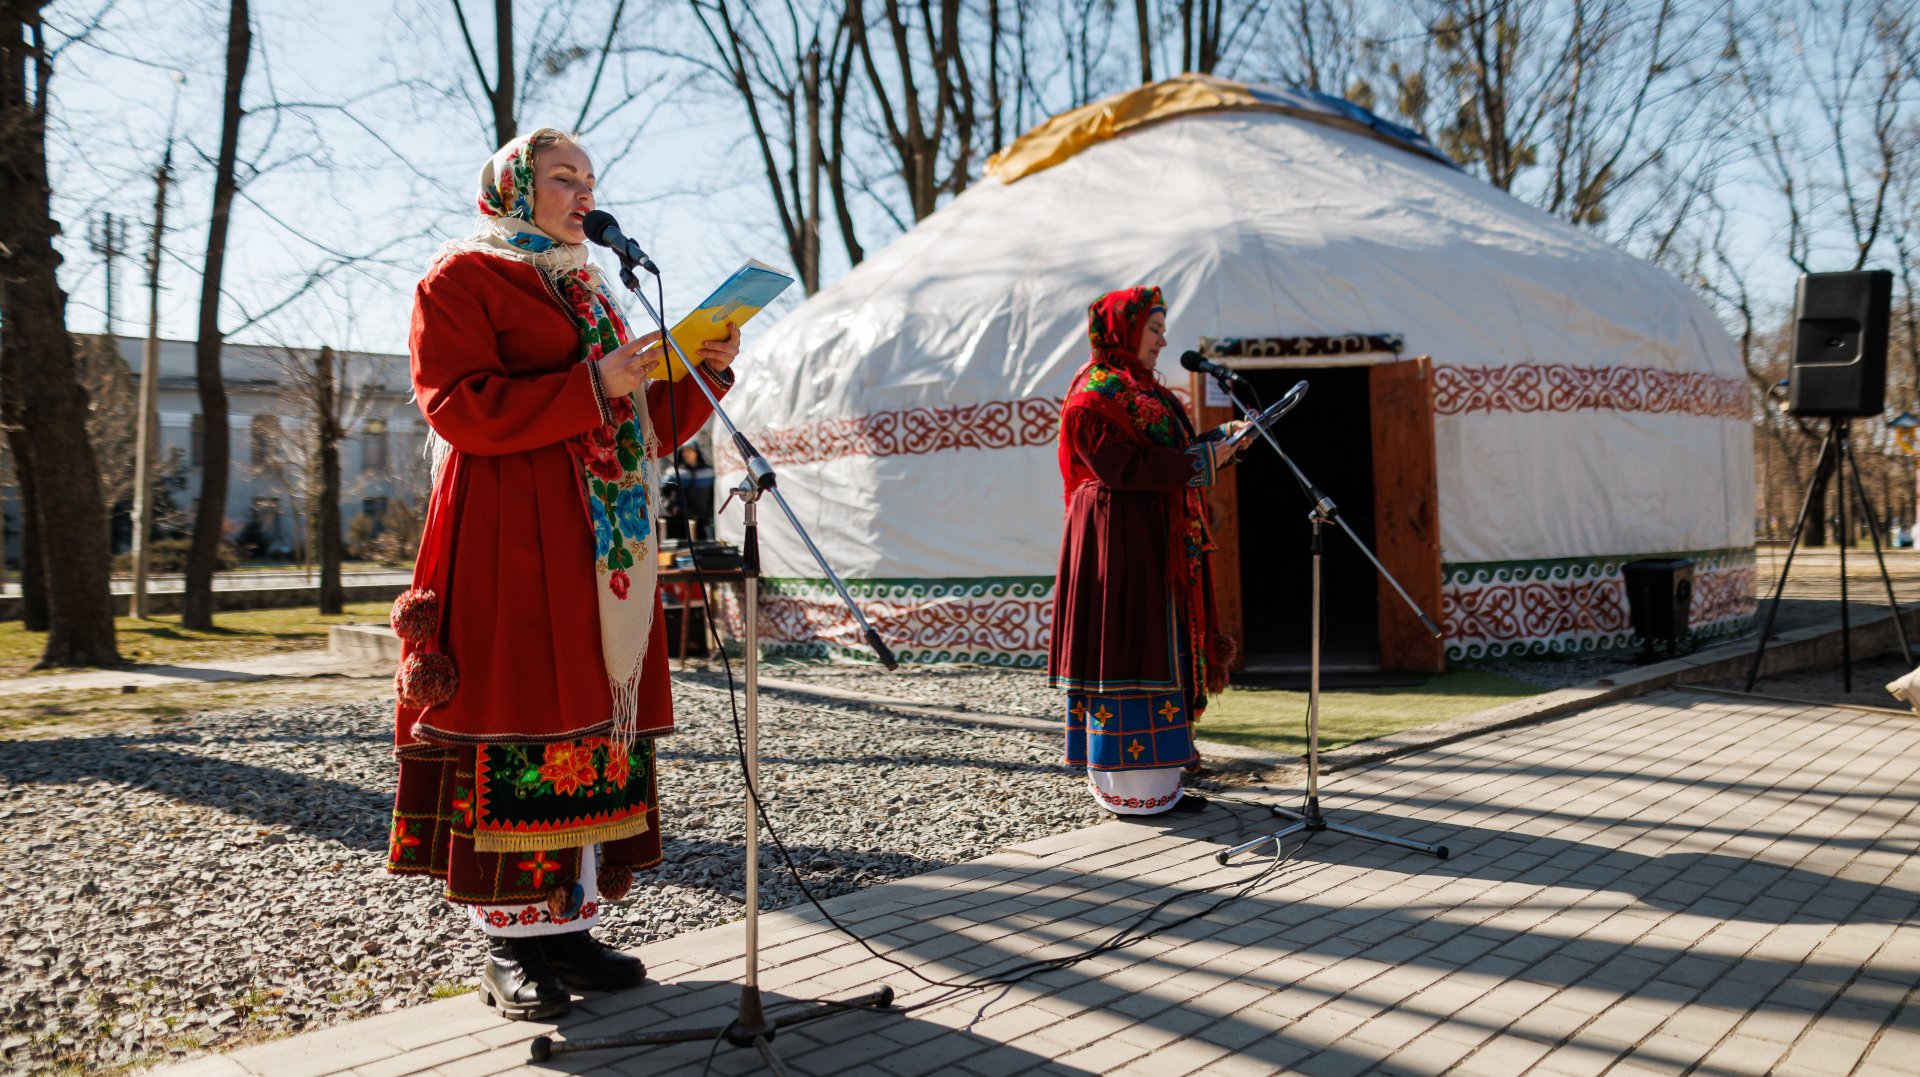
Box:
1087, 286, 1167, 373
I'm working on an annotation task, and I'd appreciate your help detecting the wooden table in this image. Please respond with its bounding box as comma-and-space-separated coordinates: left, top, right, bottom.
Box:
657, 565, 745, 663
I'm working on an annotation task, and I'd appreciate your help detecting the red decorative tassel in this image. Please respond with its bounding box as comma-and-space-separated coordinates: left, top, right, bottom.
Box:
1206, 634, 1238, 696
389, 588, 441, 644
597, 865, 634, 902
395, 652, 458, 708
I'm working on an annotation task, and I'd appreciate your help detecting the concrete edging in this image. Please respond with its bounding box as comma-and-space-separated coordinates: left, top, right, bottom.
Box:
332, 604, 1918, 775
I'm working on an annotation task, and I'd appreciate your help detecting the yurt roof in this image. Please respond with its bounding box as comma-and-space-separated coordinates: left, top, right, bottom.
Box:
733, 76, 1739, 438
984, 73, 1457, 182
724, 75, 1746, 589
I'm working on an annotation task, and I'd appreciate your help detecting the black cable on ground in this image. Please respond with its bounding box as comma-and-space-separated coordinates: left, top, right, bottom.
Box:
685, 569, 1309, 1007
644, 281, 1306, 1063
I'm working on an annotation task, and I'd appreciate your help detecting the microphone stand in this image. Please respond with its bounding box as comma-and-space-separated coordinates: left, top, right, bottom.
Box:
532, 256, 898, 1069
1207, 370, 1452, 865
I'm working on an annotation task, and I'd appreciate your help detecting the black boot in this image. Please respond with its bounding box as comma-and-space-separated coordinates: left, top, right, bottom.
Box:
481, 936, 571, 1021
541, 930, 647, 993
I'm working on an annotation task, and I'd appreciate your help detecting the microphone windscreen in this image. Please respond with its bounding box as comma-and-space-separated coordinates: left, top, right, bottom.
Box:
1179, 350, 1209, 372
581, 209, 617, 246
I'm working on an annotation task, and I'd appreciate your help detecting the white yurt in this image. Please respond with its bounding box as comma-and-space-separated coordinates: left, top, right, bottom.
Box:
717, 74, 1753, 671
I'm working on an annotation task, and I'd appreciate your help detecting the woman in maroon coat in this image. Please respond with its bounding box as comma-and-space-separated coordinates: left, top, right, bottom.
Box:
384, 128, 739, 1020
1048, 287, 1242, 816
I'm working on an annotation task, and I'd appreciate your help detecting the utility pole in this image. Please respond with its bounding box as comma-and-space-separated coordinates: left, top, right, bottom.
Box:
129, 146, 171, 618
86, 211, 128, 335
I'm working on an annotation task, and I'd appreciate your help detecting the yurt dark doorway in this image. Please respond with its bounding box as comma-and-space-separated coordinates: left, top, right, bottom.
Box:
1233, 366, 1378, 667
1189, 353, 1444, 674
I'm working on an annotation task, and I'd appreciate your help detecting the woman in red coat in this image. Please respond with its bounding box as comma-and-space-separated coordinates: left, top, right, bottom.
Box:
1048, 287, 1242, 817
384, 128, 739, 1021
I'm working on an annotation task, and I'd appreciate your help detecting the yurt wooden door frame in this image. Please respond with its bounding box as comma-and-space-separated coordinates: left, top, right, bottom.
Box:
1189, 354, 1445, 673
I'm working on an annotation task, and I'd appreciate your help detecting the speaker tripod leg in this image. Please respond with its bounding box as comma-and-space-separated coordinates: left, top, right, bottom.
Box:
1838, 420, 1854, 692
1841, 433, 1915, 665
1748, 426, 1839, 691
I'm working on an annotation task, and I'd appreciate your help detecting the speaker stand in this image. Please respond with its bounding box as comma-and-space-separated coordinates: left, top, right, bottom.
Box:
1746, 418, 1913, 692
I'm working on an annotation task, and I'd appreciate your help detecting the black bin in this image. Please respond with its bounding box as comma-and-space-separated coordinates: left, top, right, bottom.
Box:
1622, 558, 1694, 651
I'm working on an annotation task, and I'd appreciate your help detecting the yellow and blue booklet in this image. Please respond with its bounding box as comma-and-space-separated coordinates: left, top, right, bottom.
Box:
662, 259, 795, 382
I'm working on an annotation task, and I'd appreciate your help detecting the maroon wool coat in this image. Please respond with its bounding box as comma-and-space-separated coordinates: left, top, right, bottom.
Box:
393, 251, 727, 752
1047, 404, 1218, 700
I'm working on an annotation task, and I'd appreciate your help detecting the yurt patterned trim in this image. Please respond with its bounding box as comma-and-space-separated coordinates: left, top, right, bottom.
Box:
1430, 365, 1748, 420
1443, 547, 1757, 661
736, 549, 1755, 667
741, 364, 1745, 468
752, 576, 1054, 667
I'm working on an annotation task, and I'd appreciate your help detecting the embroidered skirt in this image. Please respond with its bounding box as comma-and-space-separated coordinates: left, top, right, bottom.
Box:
387, 737, 661, 907
1064, 687, 1198, 771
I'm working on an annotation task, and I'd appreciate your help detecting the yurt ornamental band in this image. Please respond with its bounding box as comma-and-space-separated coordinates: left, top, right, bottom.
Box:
385, 128, 740, 1022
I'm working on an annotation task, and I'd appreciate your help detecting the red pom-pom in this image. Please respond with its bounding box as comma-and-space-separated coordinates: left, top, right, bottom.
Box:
597, 865, 634, 902
389, 588, 441, 643
395, 652, 458, 708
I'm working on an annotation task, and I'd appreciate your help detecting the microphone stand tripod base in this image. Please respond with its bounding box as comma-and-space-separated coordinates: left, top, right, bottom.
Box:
527, 478, 896, 1068
1214, 797, 1449, 865
527, 984, 896, 1064
1209, 402, 1453, 869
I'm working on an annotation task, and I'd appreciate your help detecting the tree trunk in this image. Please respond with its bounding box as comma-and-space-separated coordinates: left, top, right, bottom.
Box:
1180, 0, 1193, 72
1134, 0, 1152, 83
803, 42, 822, 295
492, 0, 514, 146
827, 28, 863, 267
1807, 446, 1832, 547
316, 346, 343, 615
0, 6, 118, 665
183, 0, 249, 630
8, 434, 47, 629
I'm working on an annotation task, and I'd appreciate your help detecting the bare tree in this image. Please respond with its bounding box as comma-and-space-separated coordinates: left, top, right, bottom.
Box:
1735, 0, 1913, 274
850, 0, 980, 222
450, 0, 516, 146
1177, 0, 1261, 75
687, 0, 866, 292
75, 335, 138, 519
1277, 0, 1370, 96
182, 0, 251, 631
256, 344, 378, 614
1134, 0, 1153, 83
0, 2, 118, 665
442, 0, 647, 151
1716, 1, 1917, 543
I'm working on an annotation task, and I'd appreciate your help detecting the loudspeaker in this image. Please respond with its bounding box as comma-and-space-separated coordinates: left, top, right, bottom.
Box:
1623, 558, 1693, 648
1787, 270, 1892, 417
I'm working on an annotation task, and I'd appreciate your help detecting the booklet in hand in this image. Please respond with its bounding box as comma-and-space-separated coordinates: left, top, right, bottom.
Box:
661, 259, 795, 382
1222, 380, 1309, 452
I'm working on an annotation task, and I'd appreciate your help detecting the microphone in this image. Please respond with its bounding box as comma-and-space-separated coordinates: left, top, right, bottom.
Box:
1179, 349, 1244, 384
581, 209, 660, 275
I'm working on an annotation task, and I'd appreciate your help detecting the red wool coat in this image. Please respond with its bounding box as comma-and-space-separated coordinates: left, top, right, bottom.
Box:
393, 251, 727, 752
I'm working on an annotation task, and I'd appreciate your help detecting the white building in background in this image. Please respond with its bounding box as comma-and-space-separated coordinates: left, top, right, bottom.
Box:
27, 334, 429, 560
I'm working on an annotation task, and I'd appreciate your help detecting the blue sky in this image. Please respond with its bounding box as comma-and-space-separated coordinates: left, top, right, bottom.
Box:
46, 0, 1862, 360
50, 0, 818, 355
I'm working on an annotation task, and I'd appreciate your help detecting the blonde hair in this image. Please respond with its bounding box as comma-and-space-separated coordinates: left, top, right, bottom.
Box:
524, 127, 586, 168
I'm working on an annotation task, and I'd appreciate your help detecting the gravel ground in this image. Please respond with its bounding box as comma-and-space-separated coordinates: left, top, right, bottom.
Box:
731, 659, 1060, 720
0, 674, 1102, 1075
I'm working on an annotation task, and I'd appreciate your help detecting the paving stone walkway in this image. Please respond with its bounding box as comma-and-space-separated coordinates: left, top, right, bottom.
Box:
156, 688, 1920, 1076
